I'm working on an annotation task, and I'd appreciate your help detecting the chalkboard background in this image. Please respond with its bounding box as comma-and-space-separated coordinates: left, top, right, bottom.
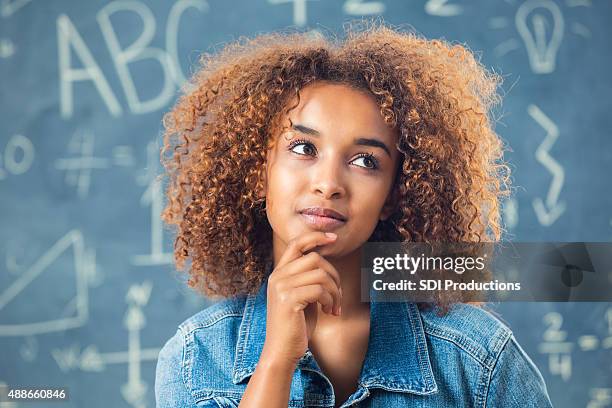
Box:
1, 0, 611, 407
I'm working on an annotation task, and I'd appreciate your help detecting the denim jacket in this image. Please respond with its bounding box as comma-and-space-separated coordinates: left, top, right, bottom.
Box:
155, 273, 553, 407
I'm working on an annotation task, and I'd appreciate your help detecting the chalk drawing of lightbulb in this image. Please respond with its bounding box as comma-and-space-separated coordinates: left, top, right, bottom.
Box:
515, 0, 564, 74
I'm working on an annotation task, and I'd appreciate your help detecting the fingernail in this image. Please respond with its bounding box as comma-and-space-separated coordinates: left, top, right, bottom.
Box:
338, 306, 342, 316
325, 232, 337, 239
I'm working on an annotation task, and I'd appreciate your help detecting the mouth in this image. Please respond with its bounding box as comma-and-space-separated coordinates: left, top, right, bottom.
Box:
298, 208, 347, 231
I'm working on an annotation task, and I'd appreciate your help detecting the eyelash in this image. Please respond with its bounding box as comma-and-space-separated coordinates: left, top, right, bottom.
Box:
287, 138, 380, 170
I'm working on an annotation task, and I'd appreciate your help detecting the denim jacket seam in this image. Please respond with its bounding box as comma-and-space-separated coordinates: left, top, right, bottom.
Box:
473, 358, 493, 408
288, 398, 329, 407
479, 332, 513, 408
348, 384, 371, 407
479, 325, 513, 370
406, 303, 437, 392
488, 326, 513, 360
363, 378, 429, 389
193, 389, 244, 401
299, 394, 334, 406
300, 397, 334, 406
193, 392, 327, 406
177, 326, 199, 406
234, 294, 255, 379
193, 390, 332, 407
180, 310, 245, 334
423, 325, 489, 367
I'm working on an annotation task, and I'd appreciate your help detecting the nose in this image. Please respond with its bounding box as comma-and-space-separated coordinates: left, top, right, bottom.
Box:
310, 154, 346, 199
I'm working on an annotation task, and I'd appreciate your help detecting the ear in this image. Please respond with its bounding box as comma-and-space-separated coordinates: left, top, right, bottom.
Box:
380, 184, 399, 221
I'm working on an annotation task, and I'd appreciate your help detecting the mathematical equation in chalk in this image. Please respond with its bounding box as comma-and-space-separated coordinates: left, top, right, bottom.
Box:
539, 309, 612, 383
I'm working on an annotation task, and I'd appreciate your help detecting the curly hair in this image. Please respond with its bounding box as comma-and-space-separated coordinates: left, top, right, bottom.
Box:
160, 20, 511, 311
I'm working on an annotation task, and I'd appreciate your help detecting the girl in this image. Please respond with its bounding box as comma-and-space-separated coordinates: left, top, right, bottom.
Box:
155, 21, 552, 407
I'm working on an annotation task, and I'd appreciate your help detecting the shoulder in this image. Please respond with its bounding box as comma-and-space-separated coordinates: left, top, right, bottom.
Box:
418, 303, 512, 369
417, 303, 552, 407
155, 296, 248, 407
177, 296, 248, 334
484, 333, 553, 406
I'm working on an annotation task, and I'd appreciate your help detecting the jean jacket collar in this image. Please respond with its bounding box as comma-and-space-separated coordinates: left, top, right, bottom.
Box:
231, 268, 438, 396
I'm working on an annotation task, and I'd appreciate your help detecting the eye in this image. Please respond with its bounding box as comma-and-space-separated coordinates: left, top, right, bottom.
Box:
287, 139, 316, 156
352, 153, 380, 170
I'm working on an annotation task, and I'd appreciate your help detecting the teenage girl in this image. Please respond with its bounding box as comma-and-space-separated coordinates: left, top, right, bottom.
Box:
155, 22, 552, 408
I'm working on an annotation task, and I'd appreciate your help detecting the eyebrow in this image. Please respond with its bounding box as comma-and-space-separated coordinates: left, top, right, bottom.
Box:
292, 124, 392, 158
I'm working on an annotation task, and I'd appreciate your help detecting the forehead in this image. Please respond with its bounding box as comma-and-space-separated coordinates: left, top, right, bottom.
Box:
278, 81, 398, 143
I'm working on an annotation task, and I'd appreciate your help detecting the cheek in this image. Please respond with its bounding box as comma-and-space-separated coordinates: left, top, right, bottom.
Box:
269, 159, 302, 192
352, 181, 388, 213
265, 165, 298, 214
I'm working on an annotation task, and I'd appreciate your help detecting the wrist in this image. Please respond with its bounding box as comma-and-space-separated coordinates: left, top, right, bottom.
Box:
258, 348, 298, 374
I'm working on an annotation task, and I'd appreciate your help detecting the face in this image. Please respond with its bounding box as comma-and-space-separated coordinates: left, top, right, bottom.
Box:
261, 81, 400, 258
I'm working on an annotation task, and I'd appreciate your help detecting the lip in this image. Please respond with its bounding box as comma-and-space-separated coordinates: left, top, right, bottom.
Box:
299, 213, 346, 231
299, 207, 347, 221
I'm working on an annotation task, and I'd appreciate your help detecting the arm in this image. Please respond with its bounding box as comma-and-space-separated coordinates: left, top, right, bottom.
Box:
239, 232, 342, 407
155, 328, 200, 408
485, 335, 553, 408
238, 346, 298, 407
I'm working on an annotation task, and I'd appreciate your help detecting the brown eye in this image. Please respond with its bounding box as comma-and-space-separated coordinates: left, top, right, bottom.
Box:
287, 139, 316, 156
352, 153, 380, 170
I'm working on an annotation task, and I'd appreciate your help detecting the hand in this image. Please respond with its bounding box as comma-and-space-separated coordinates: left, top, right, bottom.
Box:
260, 231, 343, 367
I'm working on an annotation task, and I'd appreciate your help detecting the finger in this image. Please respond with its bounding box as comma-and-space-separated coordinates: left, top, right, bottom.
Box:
290, 284, 335, 314
284, 252, 342, 292
279, 268, 341, 314
276, 231, 337, 269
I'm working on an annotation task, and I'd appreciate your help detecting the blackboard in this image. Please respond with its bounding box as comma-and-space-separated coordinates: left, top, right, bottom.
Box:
1, 1, 610, 407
